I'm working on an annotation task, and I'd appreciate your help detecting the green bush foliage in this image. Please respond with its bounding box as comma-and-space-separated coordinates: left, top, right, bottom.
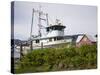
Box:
15, 44, 97, 73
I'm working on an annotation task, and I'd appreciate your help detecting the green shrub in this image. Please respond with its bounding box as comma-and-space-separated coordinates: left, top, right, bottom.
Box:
15, 44, 97, 73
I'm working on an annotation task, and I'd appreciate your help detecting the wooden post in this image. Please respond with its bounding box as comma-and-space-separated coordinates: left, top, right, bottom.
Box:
20, 42, 23, 60
30, 41, 33, 50
41, 42, 43, 49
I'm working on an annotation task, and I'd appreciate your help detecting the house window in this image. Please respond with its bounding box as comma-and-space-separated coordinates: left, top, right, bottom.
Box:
36, 40, 40, 43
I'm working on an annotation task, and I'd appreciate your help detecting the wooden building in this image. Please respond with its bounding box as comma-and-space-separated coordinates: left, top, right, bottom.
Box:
76, 34, 97, 47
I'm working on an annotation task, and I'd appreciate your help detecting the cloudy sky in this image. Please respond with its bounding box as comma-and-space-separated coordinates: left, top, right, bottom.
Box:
13, 1, 97, 40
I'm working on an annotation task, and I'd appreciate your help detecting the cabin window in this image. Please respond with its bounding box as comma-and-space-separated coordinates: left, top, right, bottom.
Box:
54, 37, 57, 41
49, 38, 52, 42
54, 37, 63, 41
36, 40, 40, 43
58, 37, 63, 40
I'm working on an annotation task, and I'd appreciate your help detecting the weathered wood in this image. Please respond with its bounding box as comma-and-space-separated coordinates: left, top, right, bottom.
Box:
41, 42, 43, 49
20, 42, 23, 60
30, 41, 33, 50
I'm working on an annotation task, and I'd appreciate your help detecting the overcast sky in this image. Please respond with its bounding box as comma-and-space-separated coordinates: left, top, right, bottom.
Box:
13, 1, 97, 40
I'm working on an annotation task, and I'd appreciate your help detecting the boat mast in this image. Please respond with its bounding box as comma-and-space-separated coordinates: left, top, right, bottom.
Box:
30, 8, 35, 38
38, 5, 42, 37
46, 13, 49, 26
30, 8, 35, 50
30, 6, 49, 39
38, 5, 49, 36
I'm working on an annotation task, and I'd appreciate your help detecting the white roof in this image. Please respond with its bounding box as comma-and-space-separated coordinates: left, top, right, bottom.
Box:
86, 35, 97, 42
76, 35, 83, 43
76, 34, 97, 43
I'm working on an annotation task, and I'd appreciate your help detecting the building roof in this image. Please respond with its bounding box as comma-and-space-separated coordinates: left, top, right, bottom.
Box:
76, 34, 97, 43
76, 35, 83, 43
86, 35, 97, 42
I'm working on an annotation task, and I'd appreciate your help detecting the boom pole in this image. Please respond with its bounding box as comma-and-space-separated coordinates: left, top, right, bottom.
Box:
38, 5, 42, 37
30, 8, 34, 50
30, 8, 34, 38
